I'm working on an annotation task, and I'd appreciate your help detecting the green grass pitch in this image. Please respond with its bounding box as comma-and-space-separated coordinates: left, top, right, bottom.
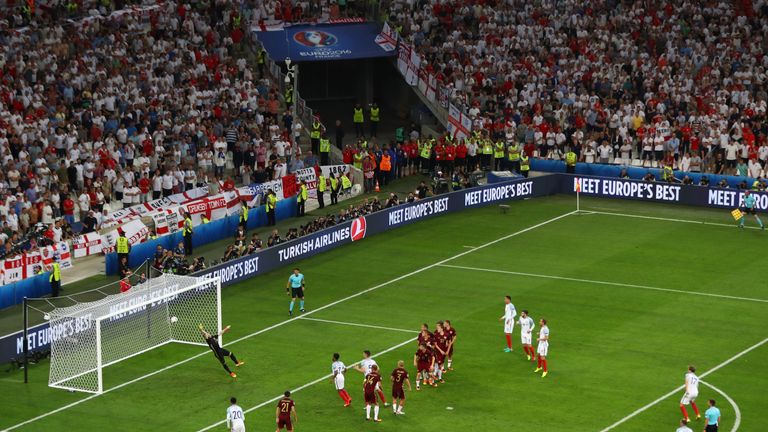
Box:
1, 195, 767, 431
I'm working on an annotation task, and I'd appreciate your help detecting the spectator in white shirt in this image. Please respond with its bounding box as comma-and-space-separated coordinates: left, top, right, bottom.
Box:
598, 142, 613, 164
162, 172, 175, 197
78, 191, 90, 221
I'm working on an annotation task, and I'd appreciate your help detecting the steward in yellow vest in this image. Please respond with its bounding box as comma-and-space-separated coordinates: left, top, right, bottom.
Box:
565, 150, 577, 173
317, 174, 327, 209
311, 121, 322, 154
493, 141, 505, 170
319, 136, 331, 165
330, 175, 340, 205
297, 181, 308, 216
182, 212, 193, 255
49, 261, 61, 297
508, 142, 521, 173
369, 102, 380, 137
520, 154, 530, 178
353, 104, 365, 137
239, 200, 249, 230
266, 190, 277, 226
116, 230, 130, 262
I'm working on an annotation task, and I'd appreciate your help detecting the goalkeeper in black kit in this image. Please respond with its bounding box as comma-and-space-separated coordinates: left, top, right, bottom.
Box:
198, 324, 245, 378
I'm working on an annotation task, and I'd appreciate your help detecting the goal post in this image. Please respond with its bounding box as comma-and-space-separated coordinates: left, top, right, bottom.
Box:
48, 274, 222, 394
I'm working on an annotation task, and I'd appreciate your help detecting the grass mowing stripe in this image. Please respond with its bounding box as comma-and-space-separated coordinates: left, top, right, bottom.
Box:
298, 317, 417, 333
586, 210, 763, 230
5, 210, 575, 431
701, 381, 741, 432
599, 337, 768, 432
196, 336, 418, 431
439, 264, 768, 304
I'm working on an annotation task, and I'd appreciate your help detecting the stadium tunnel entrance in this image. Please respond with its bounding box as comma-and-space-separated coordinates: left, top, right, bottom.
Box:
297, 57, 437, 148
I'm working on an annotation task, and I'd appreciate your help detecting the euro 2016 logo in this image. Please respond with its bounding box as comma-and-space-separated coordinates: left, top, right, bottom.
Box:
293, 30, 338, 48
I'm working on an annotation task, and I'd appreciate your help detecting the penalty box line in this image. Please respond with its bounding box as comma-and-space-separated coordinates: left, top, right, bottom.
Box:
196, 336, 418, 432
4, 210, 577, 431
439, 265, 768, 304
598, 337, 766, 431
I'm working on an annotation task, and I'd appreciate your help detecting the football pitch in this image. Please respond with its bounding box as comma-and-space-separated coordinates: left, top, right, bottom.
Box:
2, 194, 767, 431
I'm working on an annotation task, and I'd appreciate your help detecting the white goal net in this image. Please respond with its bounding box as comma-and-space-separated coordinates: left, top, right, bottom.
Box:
48, 274, 221, 394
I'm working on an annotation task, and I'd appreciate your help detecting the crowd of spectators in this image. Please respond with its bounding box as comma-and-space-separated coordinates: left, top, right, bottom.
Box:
385, 0, 768, 177
0, 0, 330, 258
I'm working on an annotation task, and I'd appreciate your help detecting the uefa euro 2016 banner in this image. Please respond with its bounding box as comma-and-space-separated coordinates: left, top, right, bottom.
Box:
253, 23, 397, 62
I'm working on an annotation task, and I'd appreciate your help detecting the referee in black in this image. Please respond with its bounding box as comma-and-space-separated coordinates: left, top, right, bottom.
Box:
198, 324, 245, 378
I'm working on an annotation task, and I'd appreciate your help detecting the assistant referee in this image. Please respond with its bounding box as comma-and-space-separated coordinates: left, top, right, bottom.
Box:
286, 268, 306, 316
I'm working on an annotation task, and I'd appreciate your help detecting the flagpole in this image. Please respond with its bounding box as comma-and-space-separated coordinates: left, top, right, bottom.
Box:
574, 178, 581, 214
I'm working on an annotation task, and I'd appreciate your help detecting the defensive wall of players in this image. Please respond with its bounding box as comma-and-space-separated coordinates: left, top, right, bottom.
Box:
5, 172, 768, 363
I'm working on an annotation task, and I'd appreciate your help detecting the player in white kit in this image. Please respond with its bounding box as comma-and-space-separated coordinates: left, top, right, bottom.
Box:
679, 365, 701, 421
226, 397, 245, 432
331, 353, 352, 407
354, 350, 388, 406
676, 419, 693, 432
518, 310, 535, 362
498, 296, 517, 352
534, 318, 550, 378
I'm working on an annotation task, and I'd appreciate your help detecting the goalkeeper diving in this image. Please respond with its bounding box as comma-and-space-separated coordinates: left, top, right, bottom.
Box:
198, 323, 245, 378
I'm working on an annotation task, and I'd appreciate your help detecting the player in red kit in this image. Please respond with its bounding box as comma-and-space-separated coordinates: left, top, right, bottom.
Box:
433, 322, 448, 383
417, 323, 433, 349
390, 360, 411, 415
413, 343, 434, 390
444, 320, 456, 371
275, 391, 297, 432
364, 365, 383, 422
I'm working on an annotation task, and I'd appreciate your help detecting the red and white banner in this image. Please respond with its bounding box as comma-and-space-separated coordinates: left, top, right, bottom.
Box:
40, 242, 73, 271
73, 233, 103, 258
168, 187, 209, 205
101, 208, 141, 230
101, 219, 149, 254
150, 207, 183, 236
375, 22, 397, 52
24, 250, 42, 277
398, 42, 411, 78
426, 74, 437, 102
397, 41, 420, 86
3, 255, 23, 284
447, 103, 472, 140
180, 190, 242, 225
236, 185, 261, 207
418, 68, 429, 95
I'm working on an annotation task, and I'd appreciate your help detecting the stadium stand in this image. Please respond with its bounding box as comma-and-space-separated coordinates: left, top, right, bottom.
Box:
385, 0, 768, 176
0, 1, 316, 257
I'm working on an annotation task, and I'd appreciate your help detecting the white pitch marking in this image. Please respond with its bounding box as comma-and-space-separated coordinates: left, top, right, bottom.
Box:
298, 317, 417, 333
439, 264, 768, 304
598, 338, 767, 431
